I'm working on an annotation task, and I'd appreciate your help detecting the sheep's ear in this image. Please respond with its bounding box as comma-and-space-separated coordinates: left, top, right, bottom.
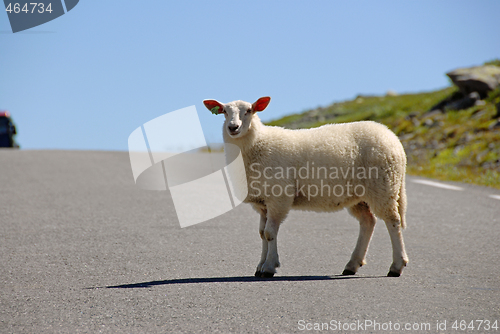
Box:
203, 99, 224, 114
253, 96, 271, 112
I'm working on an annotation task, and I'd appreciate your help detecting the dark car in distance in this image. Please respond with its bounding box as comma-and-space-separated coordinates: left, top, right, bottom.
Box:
0, 111, 19, 148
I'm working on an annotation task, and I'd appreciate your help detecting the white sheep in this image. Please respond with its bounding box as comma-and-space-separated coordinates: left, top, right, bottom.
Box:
203, 96, 409, 278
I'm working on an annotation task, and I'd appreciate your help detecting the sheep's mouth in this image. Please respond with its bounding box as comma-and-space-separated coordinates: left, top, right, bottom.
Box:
229, 130, 241, 136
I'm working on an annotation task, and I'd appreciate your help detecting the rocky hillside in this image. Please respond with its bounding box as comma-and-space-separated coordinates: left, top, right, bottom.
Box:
267, 60, 500, 188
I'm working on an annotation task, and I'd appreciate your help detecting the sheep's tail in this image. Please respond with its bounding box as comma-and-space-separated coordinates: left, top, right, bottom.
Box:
398, 174, 407, 229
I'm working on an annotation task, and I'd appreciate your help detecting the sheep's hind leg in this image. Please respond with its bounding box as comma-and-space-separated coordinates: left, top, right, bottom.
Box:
384, 218, 408, 277
343, 202, 376, 275
255, 209, 268, 277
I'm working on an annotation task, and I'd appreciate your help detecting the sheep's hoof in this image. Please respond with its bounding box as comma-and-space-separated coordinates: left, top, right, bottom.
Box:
254, 270, 262, 277
260, 272, 275, 278
387, 271, 401, 277
342, 269, 356, 276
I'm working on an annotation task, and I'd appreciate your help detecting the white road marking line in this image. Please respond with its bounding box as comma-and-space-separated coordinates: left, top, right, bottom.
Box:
411, 179, 464, 191
489, 195, 500, 201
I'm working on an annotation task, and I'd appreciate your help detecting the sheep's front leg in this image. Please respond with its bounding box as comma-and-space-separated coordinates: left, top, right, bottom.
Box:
343, 202, 376, 275
256, 206, 290, 278
260, 219, 281, 277
385, 219, 409, 277
255, 209, 268, 276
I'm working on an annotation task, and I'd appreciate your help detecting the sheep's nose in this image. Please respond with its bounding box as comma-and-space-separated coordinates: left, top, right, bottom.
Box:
228, 124, 239, 132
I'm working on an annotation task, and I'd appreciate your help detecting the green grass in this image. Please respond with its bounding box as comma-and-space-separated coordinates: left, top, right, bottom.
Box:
266, 113, 304, 127
485, 59, 500, 67
266, 84, 500, 189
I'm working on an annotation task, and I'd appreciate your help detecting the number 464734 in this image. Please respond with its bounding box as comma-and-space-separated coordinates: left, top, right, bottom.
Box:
5, 3, 53, 14
452, 320, 498, 331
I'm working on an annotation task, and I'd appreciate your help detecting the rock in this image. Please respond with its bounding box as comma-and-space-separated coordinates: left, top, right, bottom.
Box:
489, 119, 500, 130
472, 109, 488, 119
308, 109, 319, 117
399, 133, 415, 141
405, 111, 420, 121
445, 92, 480, 111
454, 145, 464, 155
428, 91, 464, 111
447, 65, 500, 99
422, 109, 443, 118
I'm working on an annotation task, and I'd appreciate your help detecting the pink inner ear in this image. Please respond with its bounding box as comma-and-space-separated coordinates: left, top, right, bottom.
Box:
203, 100, 223, 113
253, 97, 271, 111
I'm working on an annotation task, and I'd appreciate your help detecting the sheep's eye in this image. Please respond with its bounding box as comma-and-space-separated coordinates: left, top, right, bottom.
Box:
246, 108, 252, 114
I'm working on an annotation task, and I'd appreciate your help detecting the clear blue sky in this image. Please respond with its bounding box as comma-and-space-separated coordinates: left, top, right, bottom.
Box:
1, 1, 499, 151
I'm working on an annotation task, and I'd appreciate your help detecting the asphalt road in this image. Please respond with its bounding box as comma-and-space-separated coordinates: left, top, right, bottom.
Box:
1, 150, 499, 333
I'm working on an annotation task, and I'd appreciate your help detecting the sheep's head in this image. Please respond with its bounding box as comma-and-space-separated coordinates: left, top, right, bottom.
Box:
203, 97, 271, 139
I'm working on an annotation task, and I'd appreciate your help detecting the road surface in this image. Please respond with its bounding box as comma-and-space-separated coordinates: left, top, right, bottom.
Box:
1, 150, 499, 333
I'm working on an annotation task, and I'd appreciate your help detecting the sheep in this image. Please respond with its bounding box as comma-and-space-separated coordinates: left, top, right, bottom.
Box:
203, 96, 409, 278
